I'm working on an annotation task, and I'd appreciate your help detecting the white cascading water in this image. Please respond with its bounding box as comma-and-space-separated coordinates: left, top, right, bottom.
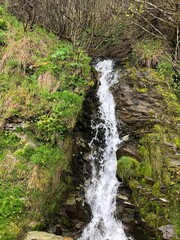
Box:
78, 60, 128, 240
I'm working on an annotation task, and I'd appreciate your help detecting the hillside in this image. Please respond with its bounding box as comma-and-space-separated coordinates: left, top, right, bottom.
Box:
0, 6, 94, 239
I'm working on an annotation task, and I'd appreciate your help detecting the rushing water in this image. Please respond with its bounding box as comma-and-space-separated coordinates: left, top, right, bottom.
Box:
78, 60, 128, 240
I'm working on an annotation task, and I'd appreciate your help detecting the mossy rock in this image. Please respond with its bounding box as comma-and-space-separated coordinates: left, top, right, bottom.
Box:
117, 156, 140, 182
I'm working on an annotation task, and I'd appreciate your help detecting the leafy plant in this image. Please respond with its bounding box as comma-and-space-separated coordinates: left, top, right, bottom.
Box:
0, 6, 5, 16
36, 90, 84, 142
50, 44, 72, 61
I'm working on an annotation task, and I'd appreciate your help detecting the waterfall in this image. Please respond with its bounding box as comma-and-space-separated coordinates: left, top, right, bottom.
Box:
78, 60, 128, 240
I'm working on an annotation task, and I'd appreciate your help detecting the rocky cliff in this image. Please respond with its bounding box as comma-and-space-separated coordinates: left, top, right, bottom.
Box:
113, 66, 180, 239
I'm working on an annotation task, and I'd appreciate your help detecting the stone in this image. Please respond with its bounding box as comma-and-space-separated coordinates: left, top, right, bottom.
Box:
117, 194, 129, 201
121, 213, 135, 224
122, 135, 129, 142
159, 198, 170, 204
158, 225, 175, 240
117, 144, 141, 161
24, 231, 73, 240
144, 176, 156, 185
123, 201, 136, 209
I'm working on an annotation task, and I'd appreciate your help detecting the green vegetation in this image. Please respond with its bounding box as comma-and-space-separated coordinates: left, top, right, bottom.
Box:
132, 39, 165, 68
15, 143, 62, 167
0, 7, 93, 239
117, 156, 139, 182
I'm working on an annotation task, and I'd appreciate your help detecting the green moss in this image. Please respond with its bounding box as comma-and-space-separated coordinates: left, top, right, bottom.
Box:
152, 181, 161, 197
140, 162, 152, 177
117, 156, 139, 181
135, 87, 147, 93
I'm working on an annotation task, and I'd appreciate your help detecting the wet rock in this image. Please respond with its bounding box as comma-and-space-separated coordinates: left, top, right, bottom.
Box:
24, 231, 73, 240
122, 213, 135, 224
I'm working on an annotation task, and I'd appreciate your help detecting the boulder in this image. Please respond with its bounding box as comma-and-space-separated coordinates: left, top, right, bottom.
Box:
24, 231, 73, 240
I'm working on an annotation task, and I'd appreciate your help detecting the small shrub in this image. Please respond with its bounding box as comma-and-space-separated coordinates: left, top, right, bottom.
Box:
36, 114, 69, 142
15, 142, 62, 167
14, 144, 35, 161
152, 180, 161, 197
0, 184, 25, 239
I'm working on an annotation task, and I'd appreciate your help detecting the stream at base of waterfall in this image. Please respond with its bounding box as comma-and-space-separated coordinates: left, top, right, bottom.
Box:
78, 60, 131, 240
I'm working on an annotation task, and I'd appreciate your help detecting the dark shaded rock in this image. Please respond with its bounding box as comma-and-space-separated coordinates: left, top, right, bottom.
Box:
122, 213, 135, 224
117, 143, 141, 161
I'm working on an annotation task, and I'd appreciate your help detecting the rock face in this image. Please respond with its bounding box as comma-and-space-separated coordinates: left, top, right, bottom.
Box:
111, 66, 180, 239
24, 231, 73, 240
